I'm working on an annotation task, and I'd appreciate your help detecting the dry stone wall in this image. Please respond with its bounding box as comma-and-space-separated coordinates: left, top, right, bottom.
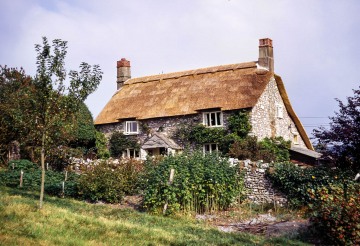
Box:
231, 158, 287, 205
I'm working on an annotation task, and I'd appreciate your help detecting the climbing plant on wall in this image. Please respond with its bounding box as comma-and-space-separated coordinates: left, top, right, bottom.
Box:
109, 132, 139, 158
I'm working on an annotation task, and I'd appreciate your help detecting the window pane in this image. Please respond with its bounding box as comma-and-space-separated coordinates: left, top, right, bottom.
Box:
210, 113, 216, 126
205, 144, 210, 152
211, 144, 217, 151
216, 112, 221, 126
206, 114, 210, 126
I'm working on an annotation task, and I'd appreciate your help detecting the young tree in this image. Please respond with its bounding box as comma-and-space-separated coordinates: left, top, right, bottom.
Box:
31, 37, 102, 208
313, 87, 360, 172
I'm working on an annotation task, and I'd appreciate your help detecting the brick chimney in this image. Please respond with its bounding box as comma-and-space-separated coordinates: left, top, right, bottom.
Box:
117, 58, 131, 90
258, 38, 274, 72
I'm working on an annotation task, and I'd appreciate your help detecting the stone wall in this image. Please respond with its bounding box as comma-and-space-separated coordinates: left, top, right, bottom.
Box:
250, 77, 306, 149
231, 159, 287, 205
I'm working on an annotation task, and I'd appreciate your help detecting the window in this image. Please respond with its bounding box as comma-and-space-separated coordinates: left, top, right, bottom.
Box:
123, 149, 140, 158
276, 104, 284, 119
124, 121, 138, 134
203, 111, 223, 127
293, 134, 299, 145
203, 143, 218, 154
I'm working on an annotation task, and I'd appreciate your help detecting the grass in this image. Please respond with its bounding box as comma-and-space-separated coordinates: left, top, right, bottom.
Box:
0, 186, 310, 246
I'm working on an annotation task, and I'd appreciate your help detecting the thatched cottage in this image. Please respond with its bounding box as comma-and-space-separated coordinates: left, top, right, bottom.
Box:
95, 38, 320, 164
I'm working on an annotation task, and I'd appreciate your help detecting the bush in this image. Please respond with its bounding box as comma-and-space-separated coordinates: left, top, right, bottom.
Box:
78, 159, 145, 203
142, 152, 245, 215
8, 159, 38, 171
0, 160, 79, 197
267, 162, 343, 207
230, 136, 290, 162
309, 183, 360, 245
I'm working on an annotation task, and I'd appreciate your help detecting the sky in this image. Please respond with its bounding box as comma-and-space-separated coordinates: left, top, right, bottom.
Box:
1, 0, 359, 142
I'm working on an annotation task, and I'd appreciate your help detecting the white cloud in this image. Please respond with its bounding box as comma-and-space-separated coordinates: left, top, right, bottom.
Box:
1, 0, 360, 137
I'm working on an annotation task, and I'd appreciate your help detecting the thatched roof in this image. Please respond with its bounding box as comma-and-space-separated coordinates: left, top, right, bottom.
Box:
95, 61, 314, 150
95, 61, 273, 123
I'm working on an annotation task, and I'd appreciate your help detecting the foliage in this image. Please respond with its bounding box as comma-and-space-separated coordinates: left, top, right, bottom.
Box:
227, 110, 252, 138
0, 66, 33, 164
142, 152, 245, 215
0, 160, 79, 198
70, 101, 96, 148
267, 162, 349, 207
230, 136, 290, 162
78, 161, 125, 203
308, 183, 360, 245
313, 87, 360, 172
109, 132, 139, 158
95, 131, 110, 159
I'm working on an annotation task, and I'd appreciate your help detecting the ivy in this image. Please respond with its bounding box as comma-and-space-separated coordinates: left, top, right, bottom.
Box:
227, 110, 252, 138
109, 132, 139, 158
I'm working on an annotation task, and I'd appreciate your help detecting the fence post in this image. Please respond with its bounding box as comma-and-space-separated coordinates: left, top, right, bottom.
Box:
64, 170, 68, 181
62, 181, 65, 197
163, 168, 175, 215
19, 170, 23, 188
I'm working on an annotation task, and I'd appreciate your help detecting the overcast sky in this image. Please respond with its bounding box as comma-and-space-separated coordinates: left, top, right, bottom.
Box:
1, 0, 359, 141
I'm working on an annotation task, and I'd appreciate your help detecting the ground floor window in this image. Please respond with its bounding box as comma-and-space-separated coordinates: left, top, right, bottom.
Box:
123, 148, 140, 158
203, 143, 218, 154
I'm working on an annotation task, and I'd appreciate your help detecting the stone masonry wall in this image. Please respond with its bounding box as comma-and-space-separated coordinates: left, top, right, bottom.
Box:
96, 110, 238, 148
250, 77, 306, 149
231, 159, 287, 205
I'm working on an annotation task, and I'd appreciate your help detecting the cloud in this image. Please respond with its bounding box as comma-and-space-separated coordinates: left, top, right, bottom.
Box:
1, 0, 360, 138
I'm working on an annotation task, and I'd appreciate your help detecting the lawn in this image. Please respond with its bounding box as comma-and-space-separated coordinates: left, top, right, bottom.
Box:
0, 186, 310, 246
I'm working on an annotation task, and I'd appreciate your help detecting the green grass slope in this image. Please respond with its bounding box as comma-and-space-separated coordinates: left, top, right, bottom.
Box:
0, 186, 309, 246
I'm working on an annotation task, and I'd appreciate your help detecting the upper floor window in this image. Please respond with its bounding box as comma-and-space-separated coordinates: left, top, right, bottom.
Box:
203, 111, 223, 127
276, 104, 284, 119
124, 121, 139, 134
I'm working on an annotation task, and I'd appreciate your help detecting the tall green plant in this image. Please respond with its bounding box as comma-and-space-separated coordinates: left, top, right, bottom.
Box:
142, 152, 245, 215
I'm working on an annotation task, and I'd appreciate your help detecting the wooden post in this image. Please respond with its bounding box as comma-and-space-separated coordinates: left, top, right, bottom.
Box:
12, 163, 15, 169
163, 168, 175, 215
46, 163, 49, 170
19, 170, 23, 188
62, 181, 65, 197
64, 171, 68, 181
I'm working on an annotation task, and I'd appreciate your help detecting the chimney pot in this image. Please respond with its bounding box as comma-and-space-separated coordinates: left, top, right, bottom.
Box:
117, 58, 131, 90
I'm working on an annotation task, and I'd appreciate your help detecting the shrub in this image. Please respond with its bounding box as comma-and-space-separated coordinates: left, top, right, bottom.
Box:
142, 152, 245, 215
95, 130, 110, 159
0, 160, 79, 197
7, 159, 38, 171
78, 159, 144, 203
309, 183, 360, 245
267, 162, 350, 207
230, 136, 290, 162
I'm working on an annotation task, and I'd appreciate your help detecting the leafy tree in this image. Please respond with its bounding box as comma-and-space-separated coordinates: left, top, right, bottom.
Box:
313, 87, 360, 172
1, 37, 102, 209
0, 66, 33, 163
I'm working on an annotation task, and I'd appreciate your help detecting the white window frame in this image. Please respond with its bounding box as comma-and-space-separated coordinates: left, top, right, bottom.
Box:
124, 121, 139, 135
203, 143, 218, 154
123, 148, 140, 158
202, 111, 223, 127
276, 104, 284, 119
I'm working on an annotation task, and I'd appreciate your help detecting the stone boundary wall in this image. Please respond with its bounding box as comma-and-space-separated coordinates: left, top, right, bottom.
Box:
71, 157, 288, 205
230, 159, 287, 205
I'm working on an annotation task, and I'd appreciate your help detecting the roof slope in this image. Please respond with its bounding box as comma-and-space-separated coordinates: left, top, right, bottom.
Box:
95, 62, 272, 124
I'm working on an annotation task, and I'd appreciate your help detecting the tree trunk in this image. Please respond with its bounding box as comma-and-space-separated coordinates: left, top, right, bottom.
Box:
39, 132, 46, 209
